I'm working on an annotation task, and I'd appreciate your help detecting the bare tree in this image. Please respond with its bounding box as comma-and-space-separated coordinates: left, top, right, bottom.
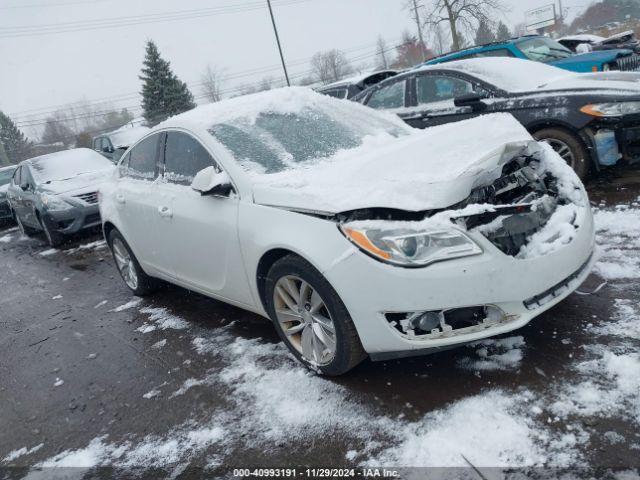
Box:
310, 49, 354, 85
201, 64, 225, 103
424, 0, 506, 51
431, 24, 447, 55
375, 36, 390, 70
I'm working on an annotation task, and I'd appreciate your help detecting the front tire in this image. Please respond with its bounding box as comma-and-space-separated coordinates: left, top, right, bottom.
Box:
16, 215, 37, 237
107, 229, 160, 296
265, 255, 366, 376
533, 128, 590, 180
39, 215, 64, 247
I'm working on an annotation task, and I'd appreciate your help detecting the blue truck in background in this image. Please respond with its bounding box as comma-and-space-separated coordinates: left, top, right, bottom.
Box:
423, 35, 640, 73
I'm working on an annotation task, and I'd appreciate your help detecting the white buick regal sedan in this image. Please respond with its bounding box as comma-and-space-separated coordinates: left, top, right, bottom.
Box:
99, 87, 595, 375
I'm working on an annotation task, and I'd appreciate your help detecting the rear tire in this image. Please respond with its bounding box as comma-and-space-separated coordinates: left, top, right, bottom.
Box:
533, 127, 590, 180
264, 254, 366, 376
107, 229, 160, 296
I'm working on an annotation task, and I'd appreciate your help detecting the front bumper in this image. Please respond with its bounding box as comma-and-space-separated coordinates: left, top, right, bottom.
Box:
324, 200, 595, 358
41, 204, 101, 235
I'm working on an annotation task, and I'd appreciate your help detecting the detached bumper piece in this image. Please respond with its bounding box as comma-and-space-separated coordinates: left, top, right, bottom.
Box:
523, 253, 593, 310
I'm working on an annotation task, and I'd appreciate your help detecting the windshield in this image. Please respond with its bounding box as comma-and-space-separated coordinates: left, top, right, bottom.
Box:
0, 168, 14, 186
518, 37, 573, 63
30, 149, 113, 183
209, 106, 408, 174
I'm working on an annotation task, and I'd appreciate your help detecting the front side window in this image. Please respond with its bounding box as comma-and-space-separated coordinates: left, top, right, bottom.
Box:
416, 75, 478, 106
126, 134, 159, 180
163, 132, 217, 185
518, 37, 573, 63
366, 80, 406, 110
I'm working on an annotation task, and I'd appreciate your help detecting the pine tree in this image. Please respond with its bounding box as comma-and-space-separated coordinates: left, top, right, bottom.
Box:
0, 140, 9, 167
0, 111, 32, 165
139, 41, 196, 126
474, 19, 496, 46
496, 21, 511, 41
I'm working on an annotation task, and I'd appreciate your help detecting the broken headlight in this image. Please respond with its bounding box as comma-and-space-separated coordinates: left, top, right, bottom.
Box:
339, 225, 482, 267
581, 101, 640, 117
40, 193, 73, 211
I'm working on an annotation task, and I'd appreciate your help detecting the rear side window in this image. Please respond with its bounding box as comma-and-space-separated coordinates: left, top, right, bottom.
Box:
163, 132, 217, 185
126, 134, 160, 180
366, 80, 405, 109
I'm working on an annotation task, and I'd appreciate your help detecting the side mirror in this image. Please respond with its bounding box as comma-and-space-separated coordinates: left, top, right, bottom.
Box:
19, 181, 29, 191
454, 93, 488, 112
191, 166, 233, 197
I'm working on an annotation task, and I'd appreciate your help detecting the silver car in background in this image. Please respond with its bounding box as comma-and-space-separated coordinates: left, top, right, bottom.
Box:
0, 165, 17, 223
7, 149, 114, 246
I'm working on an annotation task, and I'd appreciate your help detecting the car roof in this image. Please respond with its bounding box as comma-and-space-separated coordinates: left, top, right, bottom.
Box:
424, 35, 545, 64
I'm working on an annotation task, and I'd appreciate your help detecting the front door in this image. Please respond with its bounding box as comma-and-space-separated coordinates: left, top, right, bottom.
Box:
154, 130, 252, 305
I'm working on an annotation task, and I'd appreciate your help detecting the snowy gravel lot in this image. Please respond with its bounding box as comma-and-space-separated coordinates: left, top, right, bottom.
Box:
1, 167, 639, 478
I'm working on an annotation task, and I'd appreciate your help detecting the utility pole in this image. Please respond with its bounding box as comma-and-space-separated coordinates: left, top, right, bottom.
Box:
266, 0, 290, 87
411, 0, 426, 62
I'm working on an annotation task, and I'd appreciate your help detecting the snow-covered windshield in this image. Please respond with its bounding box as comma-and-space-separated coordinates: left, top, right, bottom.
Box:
208, 104, 408, 174
0, 168, 14, 186
30, 148, 114, 184
517, 37, 573, 63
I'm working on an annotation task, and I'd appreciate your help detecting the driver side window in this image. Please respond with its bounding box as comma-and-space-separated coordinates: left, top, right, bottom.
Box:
163, 132, 219, 186
367, 80, 406, 110
416, 75, 485, 107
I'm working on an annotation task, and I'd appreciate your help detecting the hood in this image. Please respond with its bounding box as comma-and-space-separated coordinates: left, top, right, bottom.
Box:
0, 184, 9, 194
550, 49, 634, 69
39, 168, 114, 196
251, 113, 534, 214
536, 71, 640, 94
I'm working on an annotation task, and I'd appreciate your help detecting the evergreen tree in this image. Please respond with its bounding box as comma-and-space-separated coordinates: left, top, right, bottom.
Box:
496, 21, 511, 41
0, 139, 9, 167
474, 19, 496, 46
139, 41, 196, 126
0, 111, 32, 165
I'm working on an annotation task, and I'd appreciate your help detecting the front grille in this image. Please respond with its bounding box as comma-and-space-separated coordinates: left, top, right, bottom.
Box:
615, 54, 640, 71
456, 154, 560, 256
74, 191, 98, 204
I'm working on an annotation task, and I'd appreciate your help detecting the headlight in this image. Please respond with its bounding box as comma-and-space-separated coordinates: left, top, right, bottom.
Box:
339, 225, 482, 267
40, 194, 72, 211
580, 102, 640, 117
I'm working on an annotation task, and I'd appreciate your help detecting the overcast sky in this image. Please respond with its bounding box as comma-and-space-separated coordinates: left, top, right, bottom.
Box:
0, 0, 589, 136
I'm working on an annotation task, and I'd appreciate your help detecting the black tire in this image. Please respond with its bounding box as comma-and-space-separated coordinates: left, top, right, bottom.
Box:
264, 254, 366, 376
39, 214, 64, 247
533, 127, 590, 180
107, 229, 160, 296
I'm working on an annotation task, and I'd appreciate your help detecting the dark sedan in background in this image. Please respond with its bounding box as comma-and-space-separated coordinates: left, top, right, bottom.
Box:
0, 165, 17, 223
354, 57, 640, 179
316, 70, 397, 99
7, 149, 114, 246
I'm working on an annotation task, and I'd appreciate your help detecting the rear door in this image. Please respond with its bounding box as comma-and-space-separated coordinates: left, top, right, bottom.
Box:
154, 130, 252, 305
113, 133, 165, 273
401, 73, 486, 129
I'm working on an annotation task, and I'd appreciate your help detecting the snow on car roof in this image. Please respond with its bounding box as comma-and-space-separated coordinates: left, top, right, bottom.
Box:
414, 57, 573, 92
558, 34, 605, 43
107, 125, 150, 148
28, 148, 114, 183
158, 86, 410, 131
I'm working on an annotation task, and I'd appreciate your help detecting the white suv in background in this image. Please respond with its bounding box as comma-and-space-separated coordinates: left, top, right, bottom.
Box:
99, 88, 595, 375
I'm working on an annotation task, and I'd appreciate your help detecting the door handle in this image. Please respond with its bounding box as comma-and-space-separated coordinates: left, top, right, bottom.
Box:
116, 194, 125, 204
158, 206, 173, 218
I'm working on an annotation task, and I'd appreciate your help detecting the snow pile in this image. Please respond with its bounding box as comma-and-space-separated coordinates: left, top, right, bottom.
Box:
591, 299, 640, 340
3, 444, 43, 463
65, 240, 107, 255
111, 298, 142, 312
458, 336, 525, 371
136, 307, 190, 333
593, 200, 640, 280
39, 248, 58, 257
0, 233, 13, 243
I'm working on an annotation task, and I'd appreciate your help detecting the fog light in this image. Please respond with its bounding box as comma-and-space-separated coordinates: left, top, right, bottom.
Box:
409, 311, 441, 332
484, 305, 505, 323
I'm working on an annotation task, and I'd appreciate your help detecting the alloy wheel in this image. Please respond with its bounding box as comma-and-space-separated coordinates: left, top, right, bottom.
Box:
542, 138, 576, 168
112, 237, 139, 290
273, 275, 337, 366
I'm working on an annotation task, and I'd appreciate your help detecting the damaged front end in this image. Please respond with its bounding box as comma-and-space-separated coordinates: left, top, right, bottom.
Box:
338, 141, 588, 341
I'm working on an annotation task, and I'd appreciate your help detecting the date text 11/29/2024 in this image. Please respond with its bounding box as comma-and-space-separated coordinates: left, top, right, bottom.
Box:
232, 468, 399, 477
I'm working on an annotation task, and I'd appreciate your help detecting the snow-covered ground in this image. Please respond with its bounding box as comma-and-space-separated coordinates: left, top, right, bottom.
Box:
1, 197, 639, 476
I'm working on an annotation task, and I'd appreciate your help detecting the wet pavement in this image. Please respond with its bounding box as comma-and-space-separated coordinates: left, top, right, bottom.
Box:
1, 166, 640, 479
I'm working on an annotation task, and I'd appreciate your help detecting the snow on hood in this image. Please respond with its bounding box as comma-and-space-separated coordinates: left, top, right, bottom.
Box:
251, 113, 534, 214
537, 71, 640, 93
